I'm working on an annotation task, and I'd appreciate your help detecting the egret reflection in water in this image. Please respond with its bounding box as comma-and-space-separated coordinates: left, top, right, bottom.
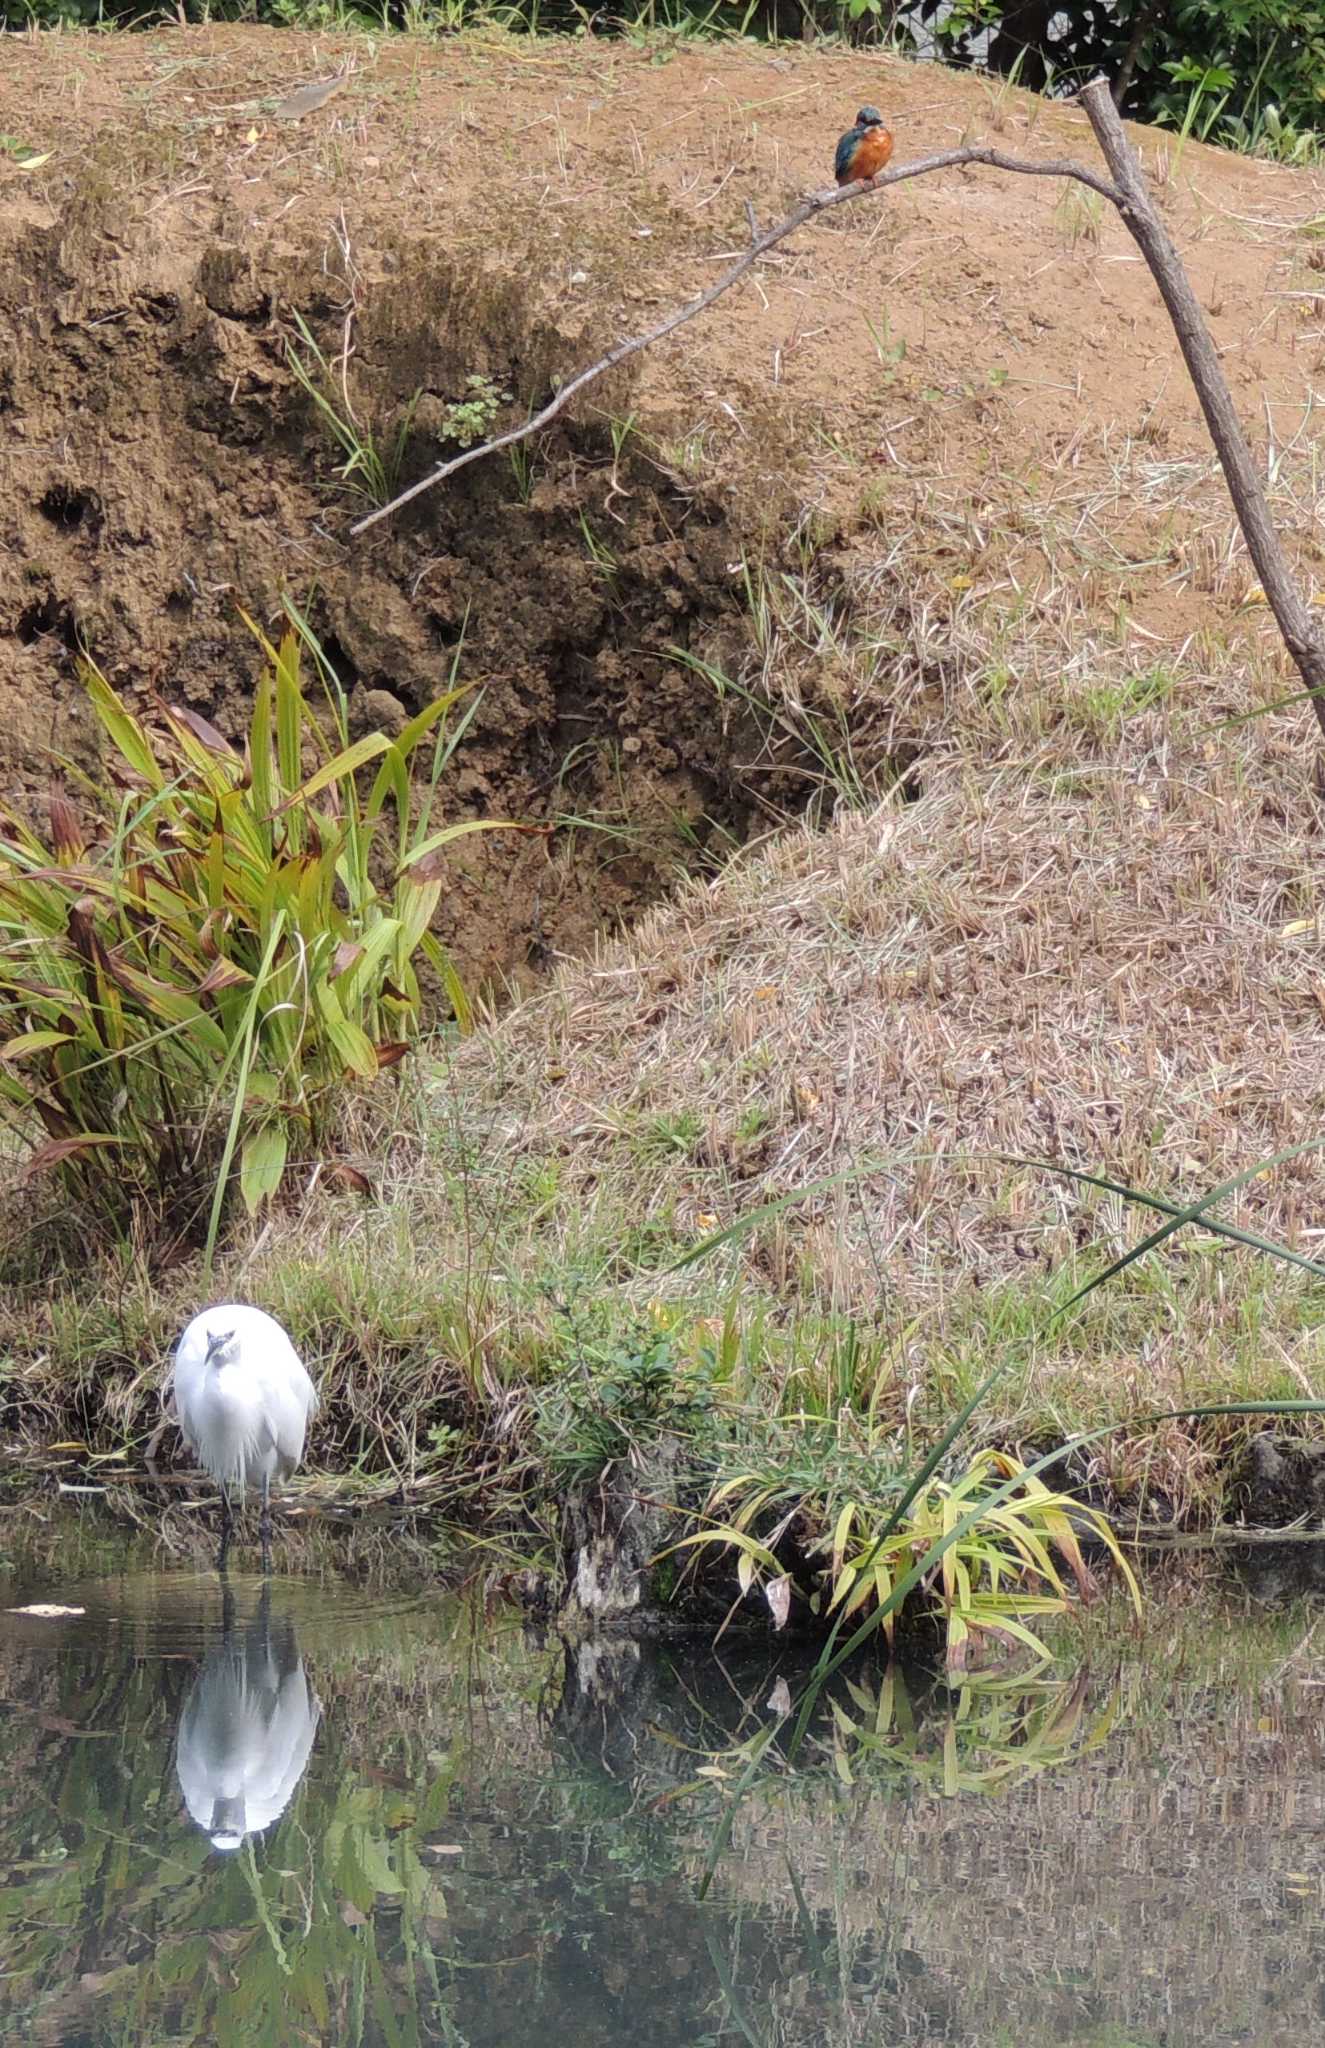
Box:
175, 1579, 321, 1852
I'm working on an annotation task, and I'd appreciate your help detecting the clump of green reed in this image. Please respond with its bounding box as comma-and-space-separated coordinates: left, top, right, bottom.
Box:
0, 603, 498, 1258
669, 1434, 1137, 1671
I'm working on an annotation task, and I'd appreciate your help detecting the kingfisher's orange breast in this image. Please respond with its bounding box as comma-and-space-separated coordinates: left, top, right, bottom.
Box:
852, 126, 894, 181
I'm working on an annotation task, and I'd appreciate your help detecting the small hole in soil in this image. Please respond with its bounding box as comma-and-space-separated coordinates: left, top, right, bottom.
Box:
427, 613, 464, 650
317, 635, 361, 696
39, 483, 101, 532
16, 595, 79, 650
896, 764, 923, 804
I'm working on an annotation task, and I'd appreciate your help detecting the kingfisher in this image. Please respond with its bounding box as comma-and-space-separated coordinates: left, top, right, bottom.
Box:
834, 105, 894, 188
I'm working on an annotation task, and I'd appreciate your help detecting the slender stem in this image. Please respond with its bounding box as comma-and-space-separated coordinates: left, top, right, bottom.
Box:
349, 145, 1123, 537
1111, 0, 1161, 107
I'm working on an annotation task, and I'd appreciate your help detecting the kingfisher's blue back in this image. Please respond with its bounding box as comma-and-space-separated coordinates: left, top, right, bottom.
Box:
834, 125, 862, 184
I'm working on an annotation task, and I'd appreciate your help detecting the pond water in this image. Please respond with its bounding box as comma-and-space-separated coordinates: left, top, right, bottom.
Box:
2, 1523, 1324, 2047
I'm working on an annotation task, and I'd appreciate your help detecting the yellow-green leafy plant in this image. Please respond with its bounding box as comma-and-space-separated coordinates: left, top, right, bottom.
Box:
669, 1446, 1139, 1673
0, 605, 497, 1255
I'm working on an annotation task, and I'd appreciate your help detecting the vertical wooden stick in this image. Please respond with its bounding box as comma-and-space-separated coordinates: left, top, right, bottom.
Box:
1078, 75, 1325, 742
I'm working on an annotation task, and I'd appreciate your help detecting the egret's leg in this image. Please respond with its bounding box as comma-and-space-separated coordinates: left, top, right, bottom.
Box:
217, 1485, 233, 1576
260, 1470, 272, 1576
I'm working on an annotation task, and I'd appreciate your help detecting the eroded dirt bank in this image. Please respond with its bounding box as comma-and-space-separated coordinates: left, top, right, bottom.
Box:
3, 26, 1324, 985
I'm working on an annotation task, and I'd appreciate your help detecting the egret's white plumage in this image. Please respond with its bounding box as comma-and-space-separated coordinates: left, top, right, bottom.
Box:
170, 1303, 318, 1568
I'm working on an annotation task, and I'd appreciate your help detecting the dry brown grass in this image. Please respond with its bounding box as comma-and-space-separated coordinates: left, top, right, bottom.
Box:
462, 733, 1325, 1290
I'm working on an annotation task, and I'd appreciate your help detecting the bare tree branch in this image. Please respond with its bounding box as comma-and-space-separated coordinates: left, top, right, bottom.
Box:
1077, 76, 1325, 742
351, 84, 1325, 760
349, 144, 1124, 537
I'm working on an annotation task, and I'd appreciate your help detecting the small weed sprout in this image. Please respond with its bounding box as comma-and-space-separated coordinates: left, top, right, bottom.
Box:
508, 438, 535, 504
864, 312, 908, 383
440, 374, 512, 449
578, 512, 619, 580
1054, 182, 1102, 249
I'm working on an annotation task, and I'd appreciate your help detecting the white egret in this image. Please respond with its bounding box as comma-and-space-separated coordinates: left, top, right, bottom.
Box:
171, 1303, 318, 1572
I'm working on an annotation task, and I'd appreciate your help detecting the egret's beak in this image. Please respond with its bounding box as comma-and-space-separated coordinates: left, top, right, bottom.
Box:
205, 1328, 234, 1363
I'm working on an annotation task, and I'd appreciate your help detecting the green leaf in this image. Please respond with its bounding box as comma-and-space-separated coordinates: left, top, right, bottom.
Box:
657, 1527, 781, 1575
397, 816, 514, 876
283, 732, 391, 809
314, 980, 379, 1078
333, 917, 402, 1011
239, 1123, 288, 1212
0, 1029, 73, 1062
163, 705, 243, 794
397, 877, 442, 959
249, 655, 277, 829
202, 912, 287, 1278
79, 660, 164, 789
355, 1828, 405, 1898
274, 631, 306, 813
419, 932, 472, 1032
365, 740, 411, 832
395, 683, 473, 760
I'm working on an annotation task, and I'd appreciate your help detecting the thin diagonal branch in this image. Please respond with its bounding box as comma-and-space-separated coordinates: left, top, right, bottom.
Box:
349, 144, 1124, 537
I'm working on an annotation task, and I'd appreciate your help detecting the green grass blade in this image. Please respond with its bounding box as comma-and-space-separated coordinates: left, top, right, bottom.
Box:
283, 734, 391, 808
202, 913, 287, 1279
1046, 1136, 1325, 1321
1005, 1152, 1325, 1279
79, 660, 164, 790
249, 655, 277, 841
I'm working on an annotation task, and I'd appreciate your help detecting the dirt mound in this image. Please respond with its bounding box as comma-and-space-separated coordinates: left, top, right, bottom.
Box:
3, 25, 1323, 988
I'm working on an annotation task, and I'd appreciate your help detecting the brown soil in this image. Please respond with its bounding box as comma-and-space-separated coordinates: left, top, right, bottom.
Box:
3, 26, 1323, 988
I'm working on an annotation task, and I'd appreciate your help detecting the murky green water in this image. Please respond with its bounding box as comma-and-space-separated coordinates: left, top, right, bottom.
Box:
2, 1524, 1324, 2047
